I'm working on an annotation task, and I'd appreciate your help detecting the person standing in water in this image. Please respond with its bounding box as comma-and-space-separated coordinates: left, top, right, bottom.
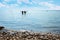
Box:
22, 11, 23, 15
22, 11, 26, 15
24, 11, 26, 14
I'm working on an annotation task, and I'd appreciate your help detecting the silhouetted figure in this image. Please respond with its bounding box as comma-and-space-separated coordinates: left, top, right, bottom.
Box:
22, 11, 23, 15
24, 11, 26, 14
22, 11, 26, 15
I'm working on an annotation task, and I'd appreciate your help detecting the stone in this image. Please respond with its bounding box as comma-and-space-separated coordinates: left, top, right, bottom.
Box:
0, 26, 4, 30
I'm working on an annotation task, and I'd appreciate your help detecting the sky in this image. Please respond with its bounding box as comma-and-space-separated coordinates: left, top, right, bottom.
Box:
0, 0, 60, 12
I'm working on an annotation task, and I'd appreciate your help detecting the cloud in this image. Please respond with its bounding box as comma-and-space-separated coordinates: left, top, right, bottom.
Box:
3, 0, 32, 4
53, 6, 60, 10
40, 2, 54, 8
4, 0, 11, 2
17, 0, 32, 5
0, 3, 6, 7
0, 0, 60, 10
39, 2, 60, 10
0, 3, 16, 8
2, 0, 33, 7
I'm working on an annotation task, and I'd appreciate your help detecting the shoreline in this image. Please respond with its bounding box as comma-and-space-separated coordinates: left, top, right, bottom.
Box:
0, 28, 60, 40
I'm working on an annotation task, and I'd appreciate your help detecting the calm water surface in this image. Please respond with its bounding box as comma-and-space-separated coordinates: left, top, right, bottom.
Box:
0, 10, 60, 33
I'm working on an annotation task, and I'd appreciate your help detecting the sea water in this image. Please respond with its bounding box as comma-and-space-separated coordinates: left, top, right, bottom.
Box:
0, 10, 60, 33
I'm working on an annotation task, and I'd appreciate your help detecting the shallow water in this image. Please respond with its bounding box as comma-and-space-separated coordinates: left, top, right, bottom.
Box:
0, 10, 60, 33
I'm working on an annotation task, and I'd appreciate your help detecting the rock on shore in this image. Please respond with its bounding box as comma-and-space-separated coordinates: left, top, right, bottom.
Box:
0, 27, 60, 40
0, 26, 4, 30
0, 30, 60, 40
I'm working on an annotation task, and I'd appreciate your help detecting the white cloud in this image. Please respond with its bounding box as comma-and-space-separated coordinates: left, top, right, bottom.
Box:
0, 3, 18, 9
0, 0, 60, 10
39, 2, 60, 10
52, 6, 60, 10
0, 3, 6, 7
4, 0, 11, 2
3, 0, 33, 4
22, 0, 30, 3
40, 2, 54, 8
17, 0, 32, 4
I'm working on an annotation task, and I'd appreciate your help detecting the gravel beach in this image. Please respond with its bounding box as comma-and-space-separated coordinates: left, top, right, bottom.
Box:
0, 27, 60, 40
0, 30, 60, 40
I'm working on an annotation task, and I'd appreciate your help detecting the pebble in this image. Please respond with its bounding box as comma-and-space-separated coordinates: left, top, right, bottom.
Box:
0, 29, 60, 40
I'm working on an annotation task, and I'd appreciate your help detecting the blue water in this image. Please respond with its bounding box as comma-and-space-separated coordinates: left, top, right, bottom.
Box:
0, 10, 60, 33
